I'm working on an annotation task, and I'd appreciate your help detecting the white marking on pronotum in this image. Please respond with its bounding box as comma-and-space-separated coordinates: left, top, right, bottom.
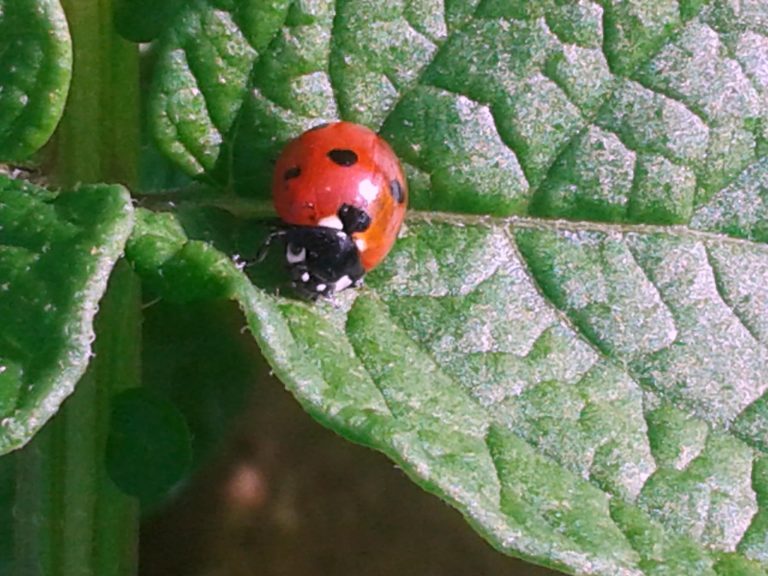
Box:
301, 272, 310, 283
286, 245, 306, 264
316, 283, 327, 292
318, 215, 343, 229
334, 275, 353, 292
336, 231, 347, 238
354, 238, 367, 252
358, 178, 379, 202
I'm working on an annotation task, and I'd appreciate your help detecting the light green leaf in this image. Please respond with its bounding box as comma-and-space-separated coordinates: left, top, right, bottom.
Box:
0, 0, 72, 161
149, 0, 768, 236
142, 1, 768, 574
127, 205, 768, 575
149, 0, 291, 178
0, 176, 134, 454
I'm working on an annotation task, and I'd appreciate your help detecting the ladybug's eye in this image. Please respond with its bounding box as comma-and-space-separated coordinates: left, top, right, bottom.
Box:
327, 149, 358, 167
286, 243, 307, 264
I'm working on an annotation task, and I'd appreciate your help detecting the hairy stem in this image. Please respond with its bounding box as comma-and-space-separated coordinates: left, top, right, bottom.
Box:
13, 0, 141, 574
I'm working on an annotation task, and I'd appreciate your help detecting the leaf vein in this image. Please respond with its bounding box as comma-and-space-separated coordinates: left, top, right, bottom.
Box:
532, 4, 712, 203
703, 243, 764, 345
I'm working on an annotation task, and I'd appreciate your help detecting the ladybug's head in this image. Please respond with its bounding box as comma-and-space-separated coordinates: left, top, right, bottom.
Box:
282, 225, 365, 299
256, 203, 371, 299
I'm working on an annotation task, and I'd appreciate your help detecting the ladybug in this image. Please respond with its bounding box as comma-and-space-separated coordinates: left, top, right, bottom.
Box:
264, 121, 407, 299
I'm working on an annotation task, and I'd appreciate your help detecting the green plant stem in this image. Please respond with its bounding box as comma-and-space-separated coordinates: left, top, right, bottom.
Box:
13, 0, 141, 574
14, 264, 141, 576
51, 0, 139, 187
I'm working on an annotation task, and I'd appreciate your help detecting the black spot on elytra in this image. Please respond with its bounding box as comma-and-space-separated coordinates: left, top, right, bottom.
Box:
327, 149, 358, 167
284, 166, 301, 180
389, 179, 405, 203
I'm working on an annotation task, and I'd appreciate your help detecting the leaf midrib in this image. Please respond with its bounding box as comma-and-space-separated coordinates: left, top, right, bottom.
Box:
144, 190, 768, 250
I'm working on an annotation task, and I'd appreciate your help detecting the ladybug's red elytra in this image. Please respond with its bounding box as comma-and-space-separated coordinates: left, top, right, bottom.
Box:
265, 121, 407, 299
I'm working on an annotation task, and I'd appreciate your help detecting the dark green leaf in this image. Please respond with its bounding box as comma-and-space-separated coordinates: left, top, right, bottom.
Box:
140, 299, 262, 480
0, 0, 72, 161
0, 175, 134, 454
106, 388, 192, 503
0, 454, 13, 572
114, 0, 185, 43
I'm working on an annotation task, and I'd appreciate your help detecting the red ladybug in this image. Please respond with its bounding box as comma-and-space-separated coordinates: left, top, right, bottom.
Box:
265, 121, 407, 298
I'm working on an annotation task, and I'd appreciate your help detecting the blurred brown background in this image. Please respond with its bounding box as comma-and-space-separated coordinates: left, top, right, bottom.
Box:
138, 302, 562, 576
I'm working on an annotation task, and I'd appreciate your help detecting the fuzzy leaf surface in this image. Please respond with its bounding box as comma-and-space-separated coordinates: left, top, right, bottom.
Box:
149, 0, 768, 232
0, 0, 72, 161
142, 1, 768, 574
127, 205, 768, 575
0, 176, 134, 453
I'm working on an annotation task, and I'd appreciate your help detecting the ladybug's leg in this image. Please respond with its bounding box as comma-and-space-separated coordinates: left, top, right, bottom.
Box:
249, 229, 287, 265
336, 252, 365, 286
335, 207, 368, 291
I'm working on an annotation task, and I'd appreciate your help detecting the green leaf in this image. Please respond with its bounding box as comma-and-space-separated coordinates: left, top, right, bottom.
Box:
121, 297, 261, 509
141, 298, 262, 455
127, 206, 768, 575
0, 175, 134, 454
149, 0, 768, 226
106, 388, 192, 503
148, 0, 291, 178
113, 0, 185, 43
0, 0, 72, 161
142, 1, 768, 574
0, 454, 13, 572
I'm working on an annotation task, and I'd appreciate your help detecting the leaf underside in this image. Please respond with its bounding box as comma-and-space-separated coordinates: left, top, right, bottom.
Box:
137, 0, 768, 574
0, 176, 134, 454
0, 0, 72, 162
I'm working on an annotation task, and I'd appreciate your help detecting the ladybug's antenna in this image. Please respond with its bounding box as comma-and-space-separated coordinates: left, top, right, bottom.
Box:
248, 229, 287, 266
